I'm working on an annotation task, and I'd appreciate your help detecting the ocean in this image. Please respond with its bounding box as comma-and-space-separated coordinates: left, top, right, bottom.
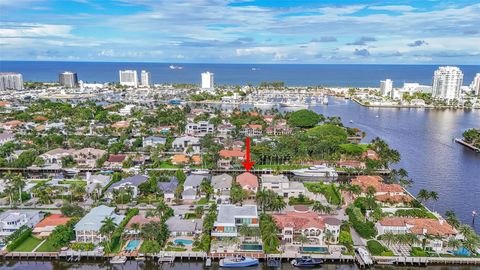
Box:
0, 61, 479, 87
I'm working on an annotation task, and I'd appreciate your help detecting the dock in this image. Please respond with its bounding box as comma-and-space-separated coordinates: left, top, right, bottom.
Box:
454, 138, 480, 152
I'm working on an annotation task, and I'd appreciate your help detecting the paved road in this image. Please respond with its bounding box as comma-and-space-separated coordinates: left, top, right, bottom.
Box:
350, 227, 366, 246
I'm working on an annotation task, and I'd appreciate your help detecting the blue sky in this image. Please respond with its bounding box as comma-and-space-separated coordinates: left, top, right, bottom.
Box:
0, 0, 479, 64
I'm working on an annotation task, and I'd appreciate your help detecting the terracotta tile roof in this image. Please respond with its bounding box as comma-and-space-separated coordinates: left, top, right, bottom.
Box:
34, 214, 71, 229
108, 154, 127, 163
126, 215, 160, 228
0, 101, 11, 107
244, 124, 262, 129
172, 154, 188, 164
351, 175, 404, 194
362, 150, 380, 160
236, 172, 259, 189
273, 211, 326, 230
379, 217, 456, 237
375, 194, 413, 203
3, 120, 23, 127
33, 116, 48, 121
219, 149, 245, 158
112, 121, 129, 129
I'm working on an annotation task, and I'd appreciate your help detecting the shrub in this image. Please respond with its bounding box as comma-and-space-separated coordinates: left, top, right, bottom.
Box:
367, 240, 392, 256
394, 208, 436, 219
7, 228, 33, 252
109, 208, 139, 252
410, 247, 428, 257
346, 207, 377, 239
287, 109, 321, 128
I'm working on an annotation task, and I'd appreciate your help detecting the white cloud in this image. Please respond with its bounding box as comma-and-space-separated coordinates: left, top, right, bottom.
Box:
0, 23, 72, 38
368, 5, 416, 12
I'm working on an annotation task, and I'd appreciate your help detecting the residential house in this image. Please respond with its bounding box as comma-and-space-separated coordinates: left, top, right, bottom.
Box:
75, 205, 125, 244
158, 177, 179, 203
40, 148, 75, 165
376, 217, 457, 252
261, 174, 306, 198
1, 120, 24, 131
143, 136, 166, 148
72, 148, 107, 168
217, 123, 235, 138
272, 211, 341, 245
351, 175, 412, 205
106, 175, 148, 199
105, 154, 127, 168
165, 216, 203, 236
236, 172, 259, 194
0, 132, 14, 145
217, 148, 244, 169
0, 210, 44, 239
111, 120, 130, 129
33, 214, 71, 238
85, 173, 111, 195
362, 150, 380, 160
241, 124, 263, 137
266, 124, 292, 136
172, 136, 201, 153
211, 174, 233, 203
211, 204, 259, 238
125, 214, 160, 234
182, 174, 211, 201
185, 121, 214, 137
336, 160, 366, 170
171, 154, 201, 165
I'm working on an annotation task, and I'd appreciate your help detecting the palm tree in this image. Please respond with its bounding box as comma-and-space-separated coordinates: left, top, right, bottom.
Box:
256, 190, 269, 213
429, 191, 439, 211
447, 238, 461, 250
417, 189, 431, 204
324, 230, 334, 244
270, 195, 286, 213
199, 178, 213, 200
380, 232, 397, 247
100, 216, 117, 251
458, 224, 475, 239
444, 210, 460, 228
130, 223, 140, 240
348, 184, 362, 199
297, 235, 309, 250
5, 173, 26, 205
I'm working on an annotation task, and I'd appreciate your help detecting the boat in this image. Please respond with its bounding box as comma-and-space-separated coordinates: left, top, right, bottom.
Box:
291, 256, 323, 267
280, 100, 308, 108
355, 247, 373, 265
253, 100, 275, 107
110, 256, 127, 264
291, 165, 338, 178
219, 255, 259, 268
168, 99, 183, 105
323, 95, 329, 105
190, 169, 210, 175
169, 65, 184, 70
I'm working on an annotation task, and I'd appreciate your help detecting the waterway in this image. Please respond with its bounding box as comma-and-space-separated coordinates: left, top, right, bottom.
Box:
2, 260, 480, 270
311, 98, 480, 232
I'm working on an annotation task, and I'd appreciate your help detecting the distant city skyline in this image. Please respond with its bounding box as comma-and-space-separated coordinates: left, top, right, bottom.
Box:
0, 0, 479, 64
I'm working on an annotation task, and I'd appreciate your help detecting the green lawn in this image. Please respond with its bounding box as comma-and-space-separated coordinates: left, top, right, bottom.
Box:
35, 239, 59, 252
196, 198, 210, 205
165, 246, 187, 252
13, 236, 43, 252
58, 180, 87, 186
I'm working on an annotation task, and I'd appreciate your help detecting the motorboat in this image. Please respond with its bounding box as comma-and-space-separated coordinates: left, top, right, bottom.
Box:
190, 169, 210, 175
291, 256, 323, 267
219, 255, 259, 268
110, 256, 127, 264
169, 65, 184, 70
355, 247, 373, 265
291, 165, 338, 178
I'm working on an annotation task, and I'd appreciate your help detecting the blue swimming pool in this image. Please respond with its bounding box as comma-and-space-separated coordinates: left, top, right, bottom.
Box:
240, 243, 263, 251
301, 246, 329, 253
125, 239, 141, 252
174, 239, 193, 246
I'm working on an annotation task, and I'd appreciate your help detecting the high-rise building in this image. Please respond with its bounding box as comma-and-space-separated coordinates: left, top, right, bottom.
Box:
471, 73, 480, 96
119, 70, 138, 88
201, 71, 214, 90
59, 71, 78, 88
380, 79, 393, 97
0, 73, 24, 90
140, 70, 151, 88
432, 66, 463, 100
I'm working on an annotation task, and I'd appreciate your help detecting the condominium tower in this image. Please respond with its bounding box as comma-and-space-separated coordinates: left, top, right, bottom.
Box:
201, 71, 214, 90
140, 70, 151, 88
119, 70, 138, 87
59, 71, 78, 88
432, 66, 463, 100
0, 73, 24, 90
380, 79, 393, 97
471, 73, 480, 96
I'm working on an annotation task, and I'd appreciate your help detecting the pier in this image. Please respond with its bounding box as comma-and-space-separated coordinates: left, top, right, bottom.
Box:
455, 138, 480, 152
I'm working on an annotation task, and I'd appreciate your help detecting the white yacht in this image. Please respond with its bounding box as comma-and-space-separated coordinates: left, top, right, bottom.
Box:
291, 165, 338, 178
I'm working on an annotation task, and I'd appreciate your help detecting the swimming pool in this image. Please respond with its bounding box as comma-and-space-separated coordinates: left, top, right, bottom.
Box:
240, 243, 263, 251
174, 239, 193, 246
125, 239, 141, 252
301, 246, 329, 253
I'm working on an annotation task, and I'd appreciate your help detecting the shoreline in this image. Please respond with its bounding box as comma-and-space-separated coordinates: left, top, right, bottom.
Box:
351, 97, 479, 110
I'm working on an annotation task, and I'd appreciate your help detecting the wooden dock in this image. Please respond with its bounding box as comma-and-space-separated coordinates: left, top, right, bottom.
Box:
455, 138, 480, 152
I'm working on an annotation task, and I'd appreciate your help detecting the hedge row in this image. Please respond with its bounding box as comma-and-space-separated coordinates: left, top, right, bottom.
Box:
346, 207, 377, 239
367, 240, 393, 256
109, 208, 139, 252
7, 228, 33, 252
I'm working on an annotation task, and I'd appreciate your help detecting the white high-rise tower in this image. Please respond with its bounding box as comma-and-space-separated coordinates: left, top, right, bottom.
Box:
59, 71, 78, 88
119, 70, 138, 88
140, 70, 151, 88
201, 71, 214, 90
380, 79, 393, 97
0, 73, 24, 90
432, 66, 463, 100
471, 73, 480, 96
